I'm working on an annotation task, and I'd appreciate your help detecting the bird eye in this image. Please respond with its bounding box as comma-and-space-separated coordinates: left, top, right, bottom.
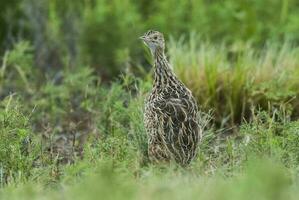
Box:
153, 36, 158, 40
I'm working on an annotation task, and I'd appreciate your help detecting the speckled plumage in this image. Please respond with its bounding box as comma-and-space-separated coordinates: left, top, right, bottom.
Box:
140, 30, 202, 166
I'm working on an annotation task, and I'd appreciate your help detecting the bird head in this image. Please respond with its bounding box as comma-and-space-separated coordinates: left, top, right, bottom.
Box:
140, 30, 165, 54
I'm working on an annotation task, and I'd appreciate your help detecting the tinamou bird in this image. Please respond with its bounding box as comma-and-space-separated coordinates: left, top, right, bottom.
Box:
140, 30, 202, 166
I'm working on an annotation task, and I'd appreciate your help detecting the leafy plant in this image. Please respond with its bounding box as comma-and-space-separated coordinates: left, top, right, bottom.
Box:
0, 95, 39, 186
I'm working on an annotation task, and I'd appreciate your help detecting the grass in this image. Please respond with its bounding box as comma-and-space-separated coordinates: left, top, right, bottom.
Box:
0, 38, 299, 199
0, 146, 298, 200
169, 35, 299, 127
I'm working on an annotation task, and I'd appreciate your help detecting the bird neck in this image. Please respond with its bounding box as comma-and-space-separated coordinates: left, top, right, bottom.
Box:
153, 48, 176, 89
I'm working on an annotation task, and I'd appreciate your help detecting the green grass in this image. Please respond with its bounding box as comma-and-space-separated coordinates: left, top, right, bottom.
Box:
0, 147, 298, 200
1, 1, 299, 198
0, 38, 299, 199
169, 36, 299, 127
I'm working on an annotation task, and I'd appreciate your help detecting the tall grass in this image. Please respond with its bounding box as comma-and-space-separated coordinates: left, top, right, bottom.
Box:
0, 38, 299, 198
169, 35, 299, 127
1, 0, 299, 198
0, 96, 39, 186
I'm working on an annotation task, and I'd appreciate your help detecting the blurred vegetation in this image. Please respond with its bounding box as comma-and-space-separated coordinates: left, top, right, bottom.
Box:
169, 37, 299, 127
0, 0, 299, 199
1, 0, 299, 78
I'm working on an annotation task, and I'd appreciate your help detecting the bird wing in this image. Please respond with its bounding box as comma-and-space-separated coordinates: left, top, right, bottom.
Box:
152, 97, 201, 164
155, 97, 197, 119
154, 97, 199, 136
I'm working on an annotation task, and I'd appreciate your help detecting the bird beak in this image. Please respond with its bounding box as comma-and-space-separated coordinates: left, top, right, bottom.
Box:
139, 36, 146, 41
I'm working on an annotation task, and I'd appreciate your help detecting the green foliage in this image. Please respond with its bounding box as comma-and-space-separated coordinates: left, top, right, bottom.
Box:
169, 36, 299, 126
240, 109, 299, 167
97, 77, 149, 152
0, 96, 39, 186
0, 157, 297, 200
0, 0, 22, 50
35, 66, 98, 125
2, 0, 299, 78
1, 0, 299, 197
80, 0, 142, 77
0, 41, 35, 95
0, 18, 299, 198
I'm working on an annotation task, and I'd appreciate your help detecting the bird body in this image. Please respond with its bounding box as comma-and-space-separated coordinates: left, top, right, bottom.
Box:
141, 30, 202, 166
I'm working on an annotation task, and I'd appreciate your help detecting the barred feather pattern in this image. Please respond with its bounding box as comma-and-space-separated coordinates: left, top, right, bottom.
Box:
144, 45, 202, 166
